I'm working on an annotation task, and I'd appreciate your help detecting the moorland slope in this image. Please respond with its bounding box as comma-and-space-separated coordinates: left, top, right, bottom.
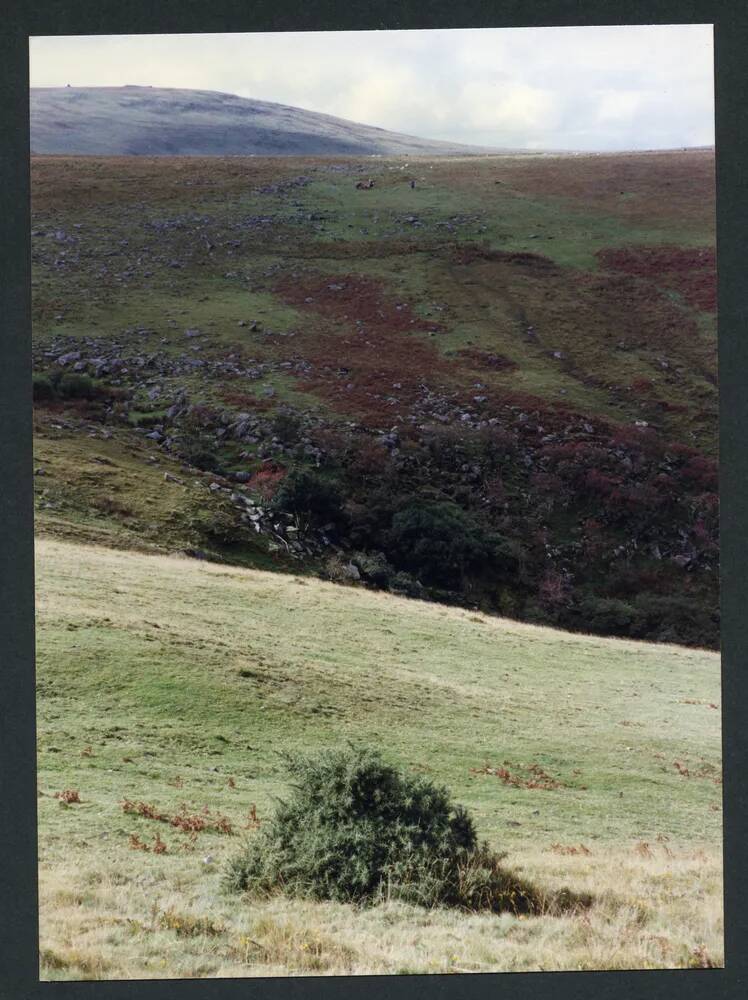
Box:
31, 149, 718, 646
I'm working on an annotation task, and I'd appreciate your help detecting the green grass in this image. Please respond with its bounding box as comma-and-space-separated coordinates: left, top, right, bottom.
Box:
37, 537, 721, 850
276, 166, 712, 269
32, 281, 304, 351
32, 420, 300, 573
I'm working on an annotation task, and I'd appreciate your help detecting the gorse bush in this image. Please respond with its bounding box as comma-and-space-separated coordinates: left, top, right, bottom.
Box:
225, 746, 552, 914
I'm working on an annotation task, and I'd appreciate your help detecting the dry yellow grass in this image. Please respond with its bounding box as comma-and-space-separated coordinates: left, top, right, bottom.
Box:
38, 845, 722, 978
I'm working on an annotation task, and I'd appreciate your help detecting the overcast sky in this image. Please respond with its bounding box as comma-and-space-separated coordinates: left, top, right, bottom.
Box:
29, 25, 714, 151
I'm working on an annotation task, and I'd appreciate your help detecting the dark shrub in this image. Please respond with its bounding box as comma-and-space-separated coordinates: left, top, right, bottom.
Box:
578, 596, 641, 636
473, 425, 519, 468
602, 561, 665, 599
344, 487, 403, 548
386, 501, 510, 589
225, 746, 549, 914
272, 468, 344, 527
176, 428, 222, 473
57, 372, 95, 399
422, 425, 466, 470
388, 570, 426, 599
496, 586, 519, 617
348, 438, 391, 479
182, 403, 221, 431
32, 373, 55, 401
271, 408, 303, 446
189, 449, 222, 473
680, 456, 718, 491
522, 599, 553, 627
632, 592, 719, 647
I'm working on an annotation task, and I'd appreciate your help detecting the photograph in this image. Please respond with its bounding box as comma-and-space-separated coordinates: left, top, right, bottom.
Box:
29, 23, 722, 980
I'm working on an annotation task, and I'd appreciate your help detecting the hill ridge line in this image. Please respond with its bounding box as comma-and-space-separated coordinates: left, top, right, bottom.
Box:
30, 85, 508, 157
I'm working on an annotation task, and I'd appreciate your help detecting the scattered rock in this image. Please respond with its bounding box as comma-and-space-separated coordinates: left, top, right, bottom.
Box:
56, 351, 81, 365
343, 562, 361, 581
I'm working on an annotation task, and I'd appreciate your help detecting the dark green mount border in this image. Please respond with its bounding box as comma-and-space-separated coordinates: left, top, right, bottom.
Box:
1, 3, 744, 999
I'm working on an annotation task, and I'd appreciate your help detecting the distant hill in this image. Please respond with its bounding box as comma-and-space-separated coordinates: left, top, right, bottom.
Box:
30, 86, 505, 156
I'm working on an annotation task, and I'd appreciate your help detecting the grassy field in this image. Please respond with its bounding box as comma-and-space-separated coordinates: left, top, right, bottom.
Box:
36, 537, 723, 978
